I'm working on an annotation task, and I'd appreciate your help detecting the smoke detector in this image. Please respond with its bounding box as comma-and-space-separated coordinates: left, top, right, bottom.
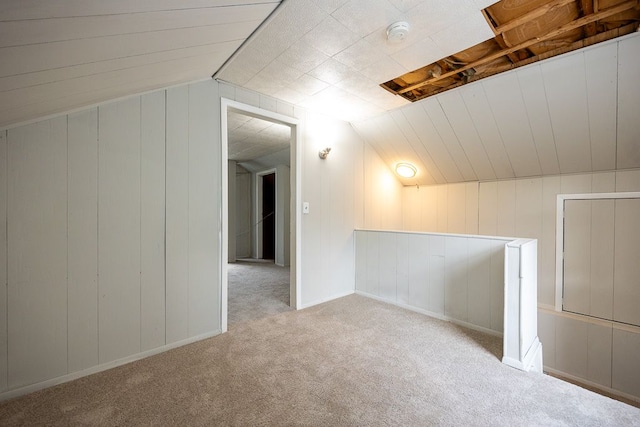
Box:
386, 21, 410, 43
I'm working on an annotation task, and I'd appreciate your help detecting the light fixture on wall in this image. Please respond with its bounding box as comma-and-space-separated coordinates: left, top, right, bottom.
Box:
318, 147, 331, 159
395, 162, 417, 178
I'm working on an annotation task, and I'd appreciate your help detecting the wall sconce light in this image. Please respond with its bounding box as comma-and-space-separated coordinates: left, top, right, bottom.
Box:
318, 147, 331, 159
396, 162, 417, 178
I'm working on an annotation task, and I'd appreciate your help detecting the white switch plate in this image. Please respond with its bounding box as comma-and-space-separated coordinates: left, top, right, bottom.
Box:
303, 202, 310, 214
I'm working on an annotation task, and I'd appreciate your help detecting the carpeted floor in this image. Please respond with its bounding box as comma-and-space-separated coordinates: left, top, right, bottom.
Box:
0, 292, 638, 425
228, 259, 292, 326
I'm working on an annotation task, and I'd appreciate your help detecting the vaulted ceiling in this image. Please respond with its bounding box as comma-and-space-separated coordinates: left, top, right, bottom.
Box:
1, 0, 639, 186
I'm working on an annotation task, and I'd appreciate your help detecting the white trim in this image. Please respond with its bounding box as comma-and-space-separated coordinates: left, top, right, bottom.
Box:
0, 330, 221, 402
354, 228, 516, 242
555, 192, 640, 311
220, 98, 302, 326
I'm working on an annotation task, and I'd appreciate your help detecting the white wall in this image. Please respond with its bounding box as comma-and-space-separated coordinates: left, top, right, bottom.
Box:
402, 170, 640, 401
0, 80, 221, 398
235, 166, 252, 259
275, 164, 290, 267
355, 230, 509, 335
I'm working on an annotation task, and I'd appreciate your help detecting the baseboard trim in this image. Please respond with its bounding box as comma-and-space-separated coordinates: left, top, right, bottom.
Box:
0, 329, 222, 402
544, 366, 640, 406
355, 291, 503, 338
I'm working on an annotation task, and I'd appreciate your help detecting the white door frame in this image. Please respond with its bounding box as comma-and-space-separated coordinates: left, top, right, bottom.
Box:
255, 168, 277, 260
220, 98, 302, 333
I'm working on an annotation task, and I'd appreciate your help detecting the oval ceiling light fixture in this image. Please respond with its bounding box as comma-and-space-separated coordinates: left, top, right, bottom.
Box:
386, 21, 410, 44
396, 162, 417, 178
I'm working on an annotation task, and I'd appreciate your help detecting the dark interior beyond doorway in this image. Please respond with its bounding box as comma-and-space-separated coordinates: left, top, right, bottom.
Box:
262, 173, 275, 260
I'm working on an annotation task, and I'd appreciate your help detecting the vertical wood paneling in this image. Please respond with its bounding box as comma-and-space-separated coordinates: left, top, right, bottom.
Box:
591, 172, 615, 193
496, 180, 516, 237
612, 328, 640, 397
465, 182, 478, 235
166, 86, 190, 343
490, 240, 505, 332
516, 65, 560, 175
613, 199, 640, 326
537, 310, 556, 369
438, 91, 495, 181
584, 43, 617, 171
407, 234, 429, 311
427, 255, 445, 315
378, 233, 397, 301
587, 323, 612, 387
402, 187, 420, 230
539, 176, 560, 306
589, 200, 614, 320
140, 92, 166, 351
616, 169, 640, 192
555, 316, 588, 378
421, 186, 438, 232
542, 53, 591, 174
436, 185, 447, 233
396, 233, 409, 305
447, 183, 466, 234
444, 237, 467, 321
515, 178, 542, 239
0, 131, 7, 392
355, 231, 366, 292
563, 200, 591, 315
478, 181, 498, 236
616, 34, 640, 169
467, 238, 491, 329
67, 109, 99, 372
459, 84, 514, 179
365, 232, 380, 296
8, 118, 68, 387
560, 173, 592, 194
483, 73, 541, 177
98, 98, 141, 363
188, 81, 220, 336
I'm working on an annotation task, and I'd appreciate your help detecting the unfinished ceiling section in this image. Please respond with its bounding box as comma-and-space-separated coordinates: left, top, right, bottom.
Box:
382, 0, 640, 101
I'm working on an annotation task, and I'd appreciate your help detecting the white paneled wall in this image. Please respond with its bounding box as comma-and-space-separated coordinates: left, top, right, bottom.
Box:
356, 230, 509, 335
0, 80, 221, 398
402, 169, 640, 401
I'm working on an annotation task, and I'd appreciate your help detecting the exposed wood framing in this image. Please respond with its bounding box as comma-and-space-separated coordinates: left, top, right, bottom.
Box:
396, 0, 639, 96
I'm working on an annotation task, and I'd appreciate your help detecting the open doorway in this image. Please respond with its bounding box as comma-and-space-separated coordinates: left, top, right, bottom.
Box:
221, 98, 301, 332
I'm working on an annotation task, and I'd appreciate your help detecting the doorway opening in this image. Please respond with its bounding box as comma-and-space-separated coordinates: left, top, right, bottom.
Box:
221, 98, 301, 332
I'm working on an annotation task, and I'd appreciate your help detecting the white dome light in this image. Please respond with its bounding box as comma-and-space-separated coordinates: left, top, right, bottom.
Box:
386, 21, 410, 44
396, 162, 417, 178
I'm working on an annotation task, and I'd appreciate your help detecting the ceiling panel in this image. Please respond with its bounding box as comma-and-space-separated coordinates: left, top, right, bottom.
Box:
0, 0, 279, 128
482, 72, 542, 177
423, 99, 478, 181
388, 109, 443, 185
541, 52, 592, 174
584, 43, 618, 172
617, 34, 640, 170
515, 65, 561, 176
457, 84, 515, 180
437, 91, 496, 181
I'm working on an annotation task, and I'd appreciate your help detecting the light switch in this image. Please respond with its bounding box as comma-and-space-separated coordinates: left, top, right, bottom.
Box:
303, 202, 310, 214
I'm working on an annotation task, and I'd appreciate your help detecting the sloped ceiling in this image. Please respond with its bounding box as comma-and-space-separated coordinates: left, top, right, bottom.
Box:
217, 0, 499, 122
352, 34, 640, 186
0, 0, 280, 128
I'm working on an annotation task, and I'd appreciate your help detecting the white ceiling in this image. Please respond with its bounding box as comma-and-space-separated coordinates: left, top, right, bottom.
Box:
0, 0, 280, 128
228, 111, 291, 163
2, 0, 638, 186
218, 0, 499, 122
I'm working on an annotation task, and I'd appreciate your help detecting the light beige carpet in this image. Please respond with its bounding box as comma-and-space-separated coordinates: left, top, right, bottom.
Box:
1, 294, 638, 426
